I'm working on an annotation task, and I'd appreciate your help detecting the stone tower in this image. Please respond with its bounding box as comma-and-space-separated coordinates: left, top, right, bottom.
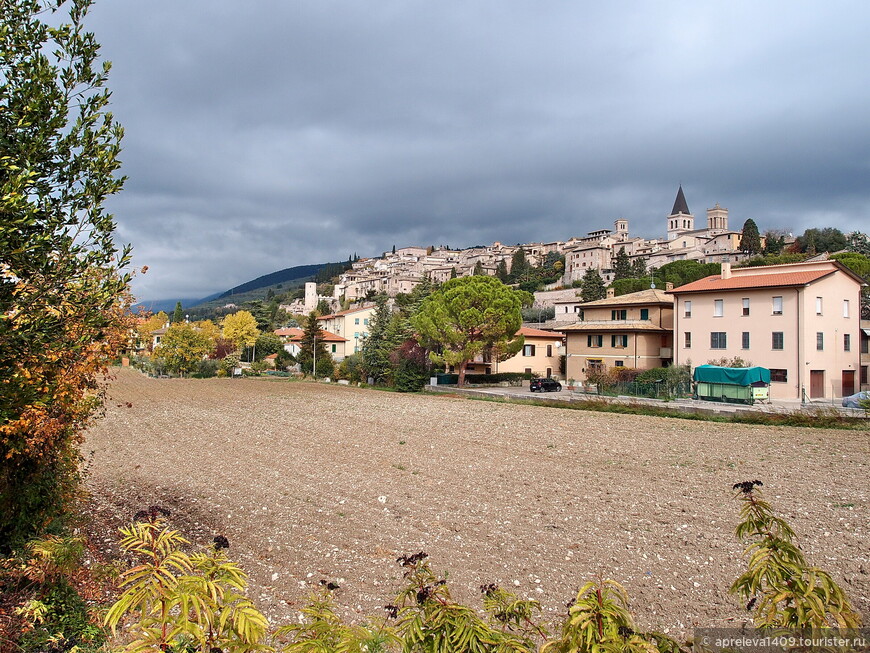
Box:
303, 282, 318, 313
666, 185, 694, 240
614, 218, 629, 240
706, 202, 729, 233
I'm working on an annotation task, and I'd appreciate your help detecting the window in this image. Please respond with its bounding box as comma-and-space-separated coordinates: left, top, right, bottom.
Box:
523, 344, 536, 357
742, 298, 750, 316
587, 335, 603, 348
742, 332, 750, 349
684, 332, 692, 348
354, 318, 360, 325
844, 333, 851, 351
640, 308, 649, 320
611, 309, 627, 320
861, 365, 868, 385
816, 332, 824, 351
331, 344, 337, 353
770, 369, 788, 383
611, 334, 628, 348
354, 332, 359, 339
711, 332, 727, 349
772, 332, 784, 350
684, 301, 692, 318
815, 297, 823, 315
363, 318, 369, 325
772, 296, 783, 315
614, 361, 624, 367
843, 300, 850, 318
546, 344, 553, 357
714, 299, 724, 317
862, 336, 869, 354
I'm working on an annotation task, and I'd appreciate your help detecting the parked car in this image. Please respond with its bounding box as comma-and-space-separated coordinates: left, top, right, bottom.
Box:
841, 391, 870, 408
530, 377, 562, 392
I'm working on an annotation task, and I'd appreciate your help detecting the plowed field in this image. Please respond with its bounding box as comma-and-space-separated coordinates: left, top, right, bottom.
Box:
84, 368, 869, 636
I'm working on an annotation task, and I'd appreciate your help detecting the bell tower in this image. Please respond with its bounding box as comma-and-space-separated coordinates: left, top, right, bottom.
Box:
666, 185, 694, 240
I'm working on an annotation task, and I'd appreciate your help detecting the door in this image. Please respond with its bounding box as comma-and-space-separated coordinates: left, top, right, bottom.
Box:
810, 370, 825, 398
842, 370, 855, 396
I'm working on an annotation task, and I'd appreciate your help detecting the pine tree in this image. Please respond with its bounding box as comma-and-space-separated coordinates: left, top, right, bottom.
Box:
630, 257, 647, 278
579, 268, 607, 302
360, 296, 393, 384
613, 247, 632, 280
172, 301, 184, 323
510, 248, 528, 278
740, 219, 762, 256
496, 259, 509, 281
298, 312, 331, 377
473, 260, 484, 275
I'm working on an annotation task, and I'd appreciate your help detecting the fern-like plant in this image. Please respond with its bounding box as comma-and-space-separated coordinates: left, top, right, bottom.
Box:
541, 579, 684, 653
390, 552, 538, 652
105, 511, 270, 652
729, 480, 861, 629
274, 588, 398, 653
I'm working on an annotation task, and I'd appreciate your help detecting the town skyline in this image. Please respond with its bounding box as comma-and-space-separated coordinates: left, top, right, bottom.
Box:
86, 2, 870, 302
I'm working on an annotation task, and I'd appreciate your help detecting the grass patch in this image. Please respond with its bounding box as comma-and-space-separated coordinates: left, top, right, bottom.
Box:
453, 393, 867, 430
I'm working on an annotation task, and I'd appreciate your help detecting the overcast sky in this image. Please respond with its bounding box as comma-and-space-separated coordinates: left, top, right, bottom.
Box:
87, 1, 870, 302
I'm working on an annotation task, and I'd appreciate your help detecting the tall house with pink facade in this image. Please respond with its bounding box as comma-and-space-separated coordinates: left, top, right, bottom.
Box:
671, 259, 865, 400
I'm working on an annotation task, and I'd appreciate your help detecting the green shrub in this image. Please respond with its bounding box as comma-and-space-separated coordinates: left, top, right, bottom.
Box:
192, 358, 218, 378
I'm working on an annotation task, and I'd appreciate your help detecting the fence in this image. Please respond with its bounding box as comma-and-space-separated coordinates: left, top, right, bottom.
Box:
597, 380, 693, 400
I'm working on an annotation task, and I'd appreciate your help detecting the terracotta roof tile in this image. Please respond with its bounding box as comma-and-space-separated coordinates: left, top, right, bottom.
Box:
517, 327, 564, 338
672, 270, 833, 293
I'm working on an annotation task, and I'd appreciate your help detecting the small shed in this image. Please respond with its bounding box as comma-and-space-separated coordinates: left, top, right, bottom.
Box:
693, 365, 771, 404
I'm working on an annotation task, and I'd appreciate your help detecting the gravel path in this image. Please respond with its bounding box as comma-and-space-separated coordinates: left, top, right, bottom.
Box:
84, 368, 869, 637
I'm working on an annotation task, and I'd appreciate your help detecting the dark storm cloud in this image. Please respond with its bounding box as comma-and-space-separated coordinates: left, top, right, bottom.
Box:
89, 1, 870, 300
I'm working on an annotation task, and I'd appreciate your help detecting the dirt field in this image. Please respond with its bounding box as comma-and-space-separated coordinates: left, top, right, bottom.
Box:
84, 368, 869, 637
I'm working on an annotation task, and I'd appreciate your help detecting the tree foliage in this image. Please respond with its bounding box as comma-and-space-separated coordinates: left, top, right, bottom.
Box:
613, 246, 632, 280
297, 311, 332, 377
739, 218, 762, 256
0, 0, 132, 548
154, 322, 211, 376
578, 268, 606, 302
221, 310, 260, 355
795, 227, 847, 254
412, 276, 529, 386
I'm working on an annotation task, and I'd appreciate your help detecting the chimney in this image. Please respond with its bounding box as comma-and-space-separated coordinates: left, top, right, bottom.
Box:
721, 262, 732, 279
665, 282, 673, 291
606, 287, 615, 299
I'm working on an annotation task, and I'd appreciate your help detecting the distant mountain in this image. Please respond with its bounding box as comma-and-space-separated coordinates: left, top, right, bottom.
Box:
132, 298, 206, 314
217, 263, 326, 298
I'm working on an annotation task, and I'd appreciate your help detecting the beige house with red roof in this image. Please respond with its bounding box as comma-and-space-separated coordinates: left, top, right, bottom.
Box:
671, 259, 865, 400
316, 304, 377, 356
461, 327, 566, 378
561, 287, 674, 382
273, 327, 349, 361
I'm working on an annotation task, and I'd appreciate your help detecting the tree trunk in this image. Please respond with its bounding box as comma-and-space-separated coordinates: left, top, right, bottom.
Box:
457, 360, 468, 386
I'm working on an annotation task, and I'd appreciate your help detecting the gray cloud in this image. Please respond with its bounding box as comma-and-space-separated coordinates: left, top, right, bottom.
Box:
89, 1, 870, 300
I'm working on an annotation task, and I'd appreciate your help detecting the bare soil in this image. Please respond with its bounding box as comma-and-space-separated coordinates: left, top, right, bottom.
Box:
84, 368, 870, 637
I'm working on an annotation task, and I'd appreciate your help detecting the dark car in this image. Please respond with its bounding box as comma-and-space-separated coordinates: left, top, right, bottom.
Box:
530, 377, 562, 392
842, 391, 870, 408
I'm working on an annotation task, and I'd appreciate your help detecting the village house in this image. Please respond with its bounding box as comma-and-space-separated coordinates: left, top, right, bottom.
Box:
560, 287, 675, 383
316, 304, 377, 356
461, 327, 566, 378
273, 326, 349, 361
671, 258, 865, 400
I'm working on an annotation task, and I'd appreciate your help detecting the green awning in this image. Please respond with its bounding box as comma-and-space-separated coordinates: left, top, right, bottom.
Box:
693, 365, 771, 386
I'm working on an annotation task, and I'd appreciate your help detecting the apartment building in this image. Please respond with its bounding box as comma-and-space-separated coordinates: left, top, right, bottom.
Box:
561, 287, 674, 382
672, 260, 865, 400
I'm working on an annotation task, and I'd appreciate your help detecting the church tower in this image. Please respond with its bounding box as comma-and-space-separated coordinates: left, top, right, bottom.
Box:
666, 185, 694, 240
706, 202, 729, 233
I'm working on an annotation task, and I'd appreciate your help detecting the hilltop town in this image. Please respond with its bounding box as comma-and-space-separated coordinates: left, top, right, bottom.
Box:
283, 186, 761, 313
